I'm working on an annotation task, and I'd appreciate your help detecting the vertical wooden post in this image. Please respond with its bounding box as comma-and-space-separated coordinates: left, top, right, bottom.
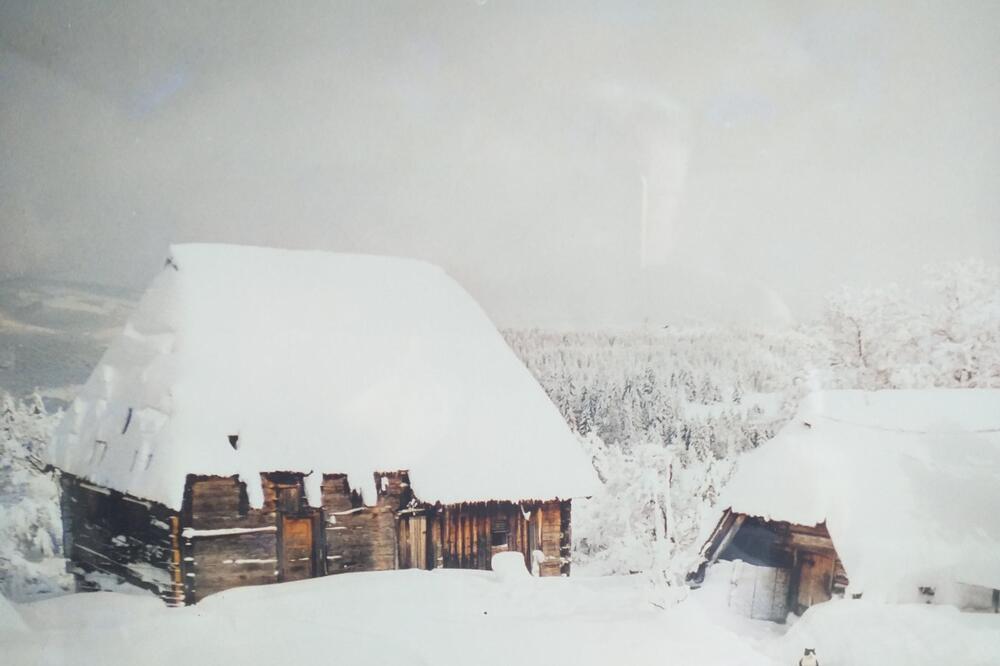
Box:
169, 515, 185, 606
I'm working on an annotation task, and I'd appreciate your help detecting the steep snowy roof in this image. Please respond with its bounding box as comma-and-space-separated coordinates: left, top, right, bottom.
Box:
47, 244, 598, 510
720, 389, 1000, 599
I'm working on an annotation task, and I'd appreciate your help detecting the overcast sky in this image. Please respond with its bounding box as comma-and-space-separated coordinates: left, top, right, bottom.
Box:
2, 1, 998, 327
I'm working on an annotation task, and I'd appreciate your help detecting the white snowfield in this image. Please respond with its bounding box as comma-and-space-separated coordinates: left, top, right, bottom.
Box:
720, 389, 1000, 602
45, 244, 598, 510
2, 567, 997, 666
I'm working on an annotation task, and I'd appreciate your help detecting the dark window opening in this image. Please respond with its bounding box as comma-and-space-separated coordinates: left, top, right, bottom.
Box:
491, 518, 509, 547
720, 519, 793, 568
228, 434, 239, 450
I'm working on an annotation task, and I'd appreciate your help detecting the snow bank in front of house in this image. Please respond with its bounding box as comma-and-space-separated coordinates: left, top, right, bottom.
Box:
5, 569, 998, 666
719, 389, 1000, 600
46, 245, 598, 509
5, 570, 776, 666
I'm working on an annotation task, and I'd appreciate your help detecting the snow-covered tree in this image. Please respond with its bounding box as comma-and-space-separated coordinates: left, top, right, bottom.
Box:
0, 391, 70, 600
923, 259, 1000, 387
822, 284, 922, 389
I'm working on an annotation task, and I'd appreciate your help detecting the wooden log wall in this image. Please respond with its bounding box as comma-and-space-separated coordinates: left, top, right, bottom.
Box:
59, 473, 184, 605
320, 472, 403, 573
60, 467, 578, 605
181, 475, 280, 601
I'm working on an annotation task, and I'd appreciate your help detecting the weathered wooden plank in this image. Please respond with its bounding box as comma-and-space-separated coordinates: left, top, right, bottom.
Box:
560, 500, 572, 576
788, 532, 837, 552
189, 532, 278, 564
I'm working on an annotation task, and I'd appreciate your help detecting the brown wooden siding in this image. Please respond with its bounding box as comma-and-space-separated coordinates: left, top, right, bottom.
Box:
433, 499, 571, 576
62, 468, 577, 605
181, 473, 329, 602
321, 472, 403, 573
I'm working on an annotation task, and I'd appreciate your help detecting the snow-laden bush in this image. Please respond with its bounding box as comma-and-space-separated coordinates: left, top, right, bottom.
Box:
573, 433, 736, 600
0, 391, 71, 600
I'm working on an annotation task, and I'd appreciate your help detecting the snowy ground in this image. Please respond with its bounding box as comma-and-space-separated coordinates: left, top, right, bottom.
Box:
2, 565, 997, 666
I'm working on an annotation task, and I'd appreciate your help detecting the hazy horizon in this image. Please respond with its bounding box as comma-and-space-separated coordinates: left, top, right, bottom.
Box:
2, 1, 998, 327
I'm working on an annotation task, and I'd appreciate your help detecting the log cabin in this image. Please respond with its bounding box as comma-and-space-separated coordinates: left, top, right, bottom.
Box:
46, 244, 598, 605
691, 389, 1000, 621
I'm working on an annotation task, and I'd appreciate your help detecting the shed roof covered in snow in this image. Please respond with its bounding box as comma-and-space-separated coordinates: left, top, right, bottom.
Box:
719, 389, 1000, 599
47, 244, 598, 510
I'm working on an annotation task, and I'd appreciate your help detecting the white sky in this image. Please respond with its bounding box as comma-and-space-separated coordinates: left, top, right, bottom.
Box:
1, 1, 998, 327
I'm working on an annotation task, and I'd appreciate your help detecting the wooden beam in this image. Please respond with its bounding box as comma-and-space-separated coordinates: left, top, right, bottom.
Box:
706, 512, 746, 565
788, 532, 837, 552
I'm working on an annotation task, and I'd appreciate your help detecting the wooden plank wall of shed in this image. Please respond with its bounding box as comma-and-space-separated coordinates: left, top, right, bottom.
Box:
434, 499, 571, 576
438, 502, 513, 571
59, 474, 184, 605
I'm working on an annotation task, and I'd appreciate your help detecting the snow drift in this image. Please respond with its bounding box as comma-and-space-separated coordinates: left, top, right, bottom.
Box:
46, 244, 598, 509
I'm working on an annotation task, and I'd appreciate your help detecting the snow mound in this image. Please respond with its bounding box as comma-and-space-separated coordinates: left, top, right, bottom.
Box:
491, 551, 531, 582
776, 599, 1000, 666
720, 389, 1000, 600
46, 244, 598, 509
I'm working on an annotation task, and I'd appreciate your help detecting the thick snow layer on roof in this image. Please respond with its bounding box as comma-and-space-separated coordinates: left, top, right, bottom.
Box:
720, 389, 1000, 600
46, 244, 598, 509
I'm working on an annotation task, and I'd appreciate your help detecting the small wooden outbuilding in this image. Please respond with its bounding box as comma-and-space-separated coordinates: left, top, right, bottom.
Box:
692, 512, 849, 619
692, 389, 1000, 620
47, 245, 597, 604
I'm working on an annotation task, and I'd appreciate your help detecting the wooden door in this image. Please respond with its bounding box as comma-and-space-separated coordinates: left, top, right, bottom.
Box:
727, 561, 790, 622
796, 552, 835, 609
398, 514, 429, 569
279, 515, 315, 582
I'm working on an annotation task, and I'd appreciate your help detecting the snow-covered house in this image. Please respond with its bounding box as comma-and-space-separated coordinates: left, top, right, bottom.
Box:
46, 244, 598, 604
695, 389, 1000, 621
